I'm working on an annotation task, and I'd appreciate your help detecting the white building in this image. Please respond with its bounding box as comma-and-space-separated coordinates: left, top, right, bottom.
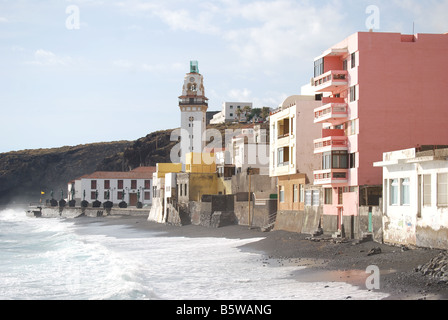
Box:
269, 95, 322, 181
68, 167, 156, 207
374, 147, 448, 249
210, 102, 252, 124
230, 124, 269, 175
178, 61, 208, 164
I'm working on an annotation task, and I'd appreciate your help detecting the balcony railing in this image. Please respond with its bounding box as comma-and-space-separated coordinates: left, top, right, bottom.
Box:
314, 169, 348, 185
277, 161, 290, 167
313, 70, 348, 93
179, 100, 208, 106
314, 103, 348, 125
314, 135, 348, 154
277, 132, 290, 139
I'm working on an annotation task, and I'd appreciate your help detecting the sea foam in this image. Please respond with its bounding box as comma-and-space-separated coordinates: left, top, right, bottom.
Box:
0, 209, 389, 300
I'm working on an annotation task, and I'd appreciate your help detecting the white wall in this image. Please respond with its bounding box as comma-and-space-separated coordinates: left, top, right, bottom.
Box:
79, 178, 152, 205
381, 158, 448, 248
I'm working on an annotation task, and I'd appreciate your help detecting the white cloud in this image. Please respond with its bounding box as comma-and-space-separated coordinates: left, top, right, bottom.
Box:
113, 59, 133, 68
226, 88, 288, 108
25, 49, 74, 66
390, 0, 448, 32
221, 0, 349, 65
228, 88, 252, 101
0, 17, 9, 23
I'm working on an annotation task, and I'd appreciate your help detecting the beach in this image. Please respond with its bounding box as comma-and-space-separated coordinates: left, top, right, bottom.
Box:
72, 214, 448, 300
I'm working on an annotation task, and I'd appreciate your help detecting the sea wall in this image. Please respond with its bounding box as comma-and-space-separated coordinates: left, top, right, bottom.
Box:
40, 206, 150, 218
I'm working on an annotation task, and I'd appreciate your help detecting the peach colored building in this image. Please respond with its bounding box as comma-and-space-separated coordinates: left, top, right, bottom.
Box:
311, 31, 448, 234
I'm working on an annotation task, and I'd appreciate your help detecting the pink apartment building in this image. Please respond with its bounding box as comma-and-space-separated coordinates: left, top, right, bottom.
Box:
311, 31, 448, 235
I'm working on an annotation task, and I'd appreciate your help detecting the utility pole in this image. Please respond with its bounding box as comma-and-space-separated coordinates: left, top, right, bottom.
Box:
247, 167, 252, 229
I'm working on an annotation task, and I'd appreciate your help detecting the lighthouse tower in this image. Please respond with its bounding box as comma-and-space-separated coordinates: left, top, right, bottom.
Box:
178, 61, 208, 165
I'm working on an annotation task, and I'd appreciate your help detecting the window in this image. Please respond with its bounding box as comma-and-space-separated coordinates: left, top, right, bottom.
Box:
322, 151, 348, 169
351, 52, 356, 68
401, 178, 410, 205
144, 192, 150, 200
104, 180, 110, 189
118, 191, 123, 200
332, 151, 348, 169
293, 185, 298, 203
312, 190, 320, 206
437, 173, 448, 206
305, 190, 312, 206
91, 191, 97, 200
350, 86, 356, 102
345, 120, 356, 136
299, 184, 305, 202
349, 153, 356, 169
144, 180, 151, 189
91, 180, 97, 189
390, 179, 398, 205
322, 152, 332, 170
343, 59, 348, 71
314, 58, 324, 77
131, 180, 137, 189
230, 113, 233, 117
277, 147, 289, 167
423, 174, 431, 206
324, 188, 333, 204
118, 180, 123, 189
338, 187, 343, 205
279, 186, 285, 203
184, 184, 188, 197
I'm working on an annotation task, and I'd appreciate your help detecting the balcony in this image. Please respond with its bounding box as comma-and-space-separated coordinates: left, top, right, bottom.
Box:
313, 70, 348, 93
314, 130, 348, 154
314, 102, 348, 125
179, 99, 208, 106
314, 169, 348, 185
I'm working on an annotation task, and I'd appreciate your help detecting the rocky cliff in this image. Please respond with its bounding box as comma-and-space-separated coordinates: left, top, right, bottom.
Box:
0, 122, 268, 205
0, 141, 131, 205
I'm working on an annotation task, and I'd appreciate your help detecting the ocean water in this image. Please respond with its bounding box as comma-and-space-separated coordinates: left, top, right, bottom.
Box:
0, 208, 388, 300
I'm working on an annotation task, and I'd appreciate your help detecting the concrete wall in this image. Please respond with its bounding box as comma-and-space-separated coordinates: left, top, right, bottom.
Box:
187, 195, 235, 227
234, 192, 277, 228
41, 206, 150, 219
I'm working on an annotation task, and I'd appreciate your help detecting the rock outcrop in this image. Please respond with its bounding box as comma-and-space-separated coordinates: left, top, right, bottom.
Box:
416, 251, 448, 283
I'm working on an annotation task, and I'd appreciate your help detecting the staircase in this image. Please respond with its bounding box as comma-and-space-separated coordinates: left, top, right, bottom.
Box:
260, 211, 277, 232
332, 230, 342, 238
353, 232, 373, 244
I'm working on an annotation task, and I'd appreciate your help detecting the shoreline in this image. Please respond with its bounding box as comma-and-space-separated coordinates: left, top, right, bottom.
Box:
70, 214, 448, 300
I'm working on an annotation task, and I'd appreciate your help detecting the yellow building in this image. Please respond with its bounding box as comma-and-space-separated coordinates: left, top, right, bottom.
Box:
155, 163, 183, 179
185, 152, 216, 173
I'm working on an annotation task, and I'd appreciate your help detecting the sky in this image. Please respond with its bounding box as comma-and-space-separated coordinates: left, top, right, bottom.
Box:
1, 0, 447, 153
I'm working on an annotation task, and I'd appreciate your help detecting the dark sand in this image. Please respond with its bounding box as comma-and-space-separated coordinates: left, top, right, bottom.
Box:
72, 214, 448, 300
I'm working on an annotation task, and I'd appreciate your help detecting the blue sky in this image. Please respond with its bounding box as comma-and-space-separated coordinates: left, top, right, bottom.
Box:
1, 0, 447, 153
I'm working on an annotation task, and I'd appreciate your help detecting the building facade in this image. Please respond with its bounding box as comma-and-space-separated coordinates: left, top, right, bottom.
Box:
178, 61, 208, 164
268, 95, 322, 233
374, 147, 448, 249
68, 166, 156, 206
269, 95, 322, 181
210, 102, 252, 124
230, 125, 269, 175
311, 31, 448, 234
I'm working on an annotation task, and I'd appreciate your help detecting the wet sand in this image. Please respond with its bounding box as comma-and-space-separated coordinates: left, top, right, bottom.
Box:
72, 214, 448, 300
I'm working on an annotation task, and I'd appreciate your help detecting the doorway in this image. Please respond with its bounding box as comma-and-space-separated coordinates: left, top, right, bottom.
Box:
129, 193, 138, 206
